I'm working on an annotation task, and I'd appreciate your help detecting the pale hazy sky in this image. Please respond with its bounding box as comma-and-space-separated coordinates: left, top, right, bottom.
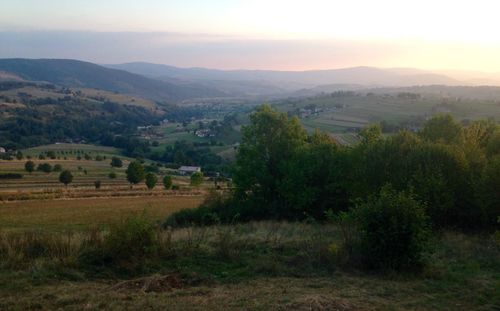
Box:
2, 0, 500, 71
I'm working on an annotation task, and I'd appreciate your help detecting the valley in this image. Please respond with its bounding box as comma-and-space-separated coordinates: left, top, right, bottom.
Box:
0, 58, 499, 311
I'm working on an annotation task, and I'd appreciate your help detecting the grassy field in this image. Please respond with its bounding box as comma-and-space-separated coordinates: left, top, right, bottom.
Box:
0, 146, 498, 310
275, 93, 500, 134
0, 221, 497, 310
0, 196, 204, 232
0, 157, 498, 310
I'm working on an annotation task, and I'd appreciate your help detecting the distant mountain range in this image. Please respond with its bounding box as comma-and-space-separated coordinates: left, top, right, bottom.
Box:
0, 59, 226, 102
107, 62, 461, 85
2, 59, 500, 101
107, 62, 498, 93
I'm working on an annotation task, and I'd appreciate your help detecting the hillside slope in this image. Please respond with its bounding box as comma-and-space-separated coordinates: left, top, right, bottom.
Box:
0, 59, 226, 101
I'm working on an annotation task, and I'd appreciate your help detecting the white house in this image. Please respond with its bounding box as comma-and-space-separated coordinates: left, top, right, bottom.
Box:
178, 166, 201, 176
0, 147, 6, 154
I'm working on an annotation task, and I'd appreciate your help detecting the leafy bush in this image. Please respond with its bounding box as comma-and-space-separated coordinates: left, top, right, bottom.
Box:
163, 175, 173, 189
163, 205, 218, 228
108, 172, 117, 179
37, 163, 52, 173
164, 191, 236, 227
79, 214, 157, 272
24, 161, 35, 174
126, 161, 145, 186
106, 214, 157, 262
59, 170, 73, 186
190, 172, 204, 186
354, 185, 429, 271
145, 173, 157, 189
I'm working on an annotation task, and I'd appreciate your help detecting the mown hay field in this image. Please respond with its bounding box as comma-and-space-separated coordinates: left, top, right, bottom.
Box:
0, 195, 204, 232
0, 157, 207, 232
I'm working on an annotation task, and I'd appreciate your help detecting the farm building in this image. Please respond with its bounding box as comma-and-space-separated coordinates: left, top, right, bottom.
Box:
0, 147, 6, 153
178, 166, 201, 176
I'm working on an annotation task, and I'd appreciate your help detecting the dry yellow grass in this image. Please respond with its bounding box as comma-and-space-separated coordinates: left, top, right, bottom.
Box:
0, 195, 204, 231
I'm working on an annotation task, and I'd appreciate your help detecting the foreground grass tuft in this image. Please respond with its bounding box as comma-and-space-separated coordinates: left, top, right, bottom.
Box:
0, 218, 498, 310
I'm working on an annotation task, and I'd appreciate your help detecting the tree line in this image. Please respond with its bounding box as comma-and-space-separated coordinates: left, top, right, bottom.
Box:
166, 105, 499, 270
227, 106, 499, 229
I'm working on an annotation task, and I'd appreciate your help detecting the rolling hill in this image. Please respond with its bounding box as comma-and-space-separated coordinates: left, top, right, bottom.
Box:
107, 62, 463, 93
0, 59, 226, 101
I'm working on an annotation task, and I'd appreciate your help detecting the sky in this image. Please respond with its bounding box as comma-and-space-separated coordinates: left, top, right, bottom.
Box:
1, 0, 500, 71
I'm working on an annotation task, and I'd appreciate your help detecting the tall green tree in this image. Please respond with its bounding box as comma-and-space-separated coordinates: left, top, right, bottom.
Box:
110, 156, 123, 168
233, 105, 307, 217
419, 114, 462, 144
24, 160, 35, 174
479, 156, 500, 226
163, 175, 173, 190
282, 131, 349, 219
59, 170, 73, 187
126, 161, 145, 187
145, 173, 157, 190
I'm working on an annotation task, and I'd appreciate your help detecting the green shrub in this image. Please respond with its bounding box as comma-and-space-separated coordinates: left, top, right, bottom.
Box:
164, 191, 239, 228
79, 214, 157, 272
145, 173, 157, 190
37, 163, 52, 173
108, 172, 117, 179
106, 214, 157, 261
354, 185, 429, 271
164, 205, 218, 228
190, 172, 204, 187
24, 161, 35, 174
163, 175, 173, 190
59, 170, 73, 187
110, 156, 123, 168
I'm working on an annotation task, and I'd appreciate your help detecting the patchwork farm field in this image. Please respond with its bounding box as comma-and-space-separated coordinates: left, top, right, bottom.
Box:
22, 143, 123, 158
0, 147, 195, 194
276, 92, 500, 135
0, 154, 207, 231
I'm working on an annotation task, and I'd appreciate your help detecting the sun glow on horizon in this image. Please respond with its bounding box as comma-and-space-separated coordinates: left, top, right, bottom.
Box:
1, 0, 500, 71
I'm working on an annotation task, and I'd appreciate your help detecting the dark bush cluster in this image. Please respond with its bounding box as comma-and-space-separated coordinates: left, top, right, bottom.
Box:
78, 214, 157, 272
0, 173, 23, 179
353, 186, 429, 271
166, 106, 500, 271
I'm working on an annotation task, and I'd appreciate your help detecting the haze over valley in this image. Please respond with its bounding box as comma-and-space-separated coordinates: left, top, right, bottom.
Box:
0, 1, 499, 310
